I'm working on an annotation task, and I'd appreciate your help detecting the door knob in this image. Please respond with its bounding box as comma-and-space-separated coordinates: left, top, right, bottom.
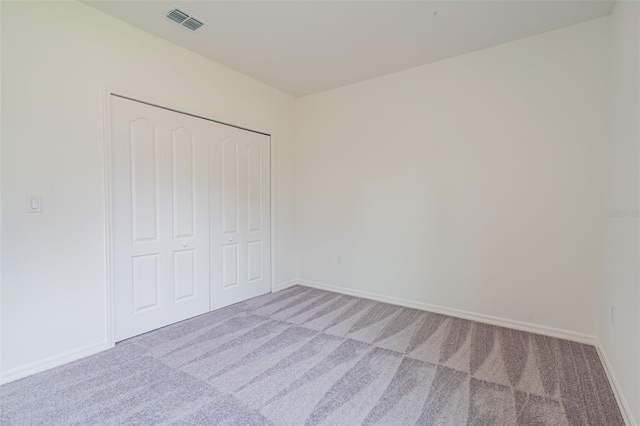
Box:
229, 238, 233, 242
182, 242, 188, 247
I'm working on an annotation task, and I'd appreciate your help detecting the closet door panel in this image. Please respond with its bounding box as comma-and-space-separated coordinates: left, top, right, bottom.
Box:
167, 118, 210, 322
112, 96, 209, 342
210, 124, 270, 310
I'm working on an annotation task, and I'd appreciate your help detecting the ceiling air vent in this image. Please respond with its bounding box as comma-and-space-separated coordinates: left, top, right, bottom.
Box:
165, 7, 205, 31
182, 17, 204, 31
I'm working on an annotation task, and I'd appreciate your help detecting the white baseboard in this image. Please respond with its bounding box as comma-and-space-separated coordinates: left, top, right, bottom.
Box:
297, 279, 597, 345
595, 341, 636, 426
299, 279, 632, 423
273, 279, 298, 292
1, 281, 630, 425
0, 340, 112, 385
1, 280, 293, 386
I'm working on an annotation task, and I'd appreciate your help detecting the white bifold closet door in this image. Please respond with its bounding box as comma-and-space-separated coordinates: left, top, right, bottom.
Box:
112, 96, 210, 341
210, 124, 271, 310
111, 96, 271, 342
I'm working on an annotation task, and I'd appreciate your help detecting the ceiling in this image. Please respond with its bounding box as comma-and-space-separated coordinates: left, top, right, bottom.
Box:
84, 1, 615, 96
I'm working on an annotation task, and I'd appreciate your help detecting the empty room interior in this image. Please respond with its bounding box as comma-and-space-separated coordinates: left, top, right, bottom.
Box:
1, 0, 639, 425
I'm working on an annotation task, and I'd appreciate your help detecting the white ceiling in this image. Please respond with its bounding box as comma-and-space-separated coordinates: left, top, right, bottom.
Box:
84, 1, 615, 96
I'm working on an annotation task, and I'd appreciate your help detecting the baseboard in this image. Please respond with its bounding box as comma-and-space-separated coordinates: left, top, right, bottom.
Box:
1, 280, 293, 385
0, 340, 112, 385
273, 279, 298, 292
298, 279, 597, 345
595, 341, 636, 426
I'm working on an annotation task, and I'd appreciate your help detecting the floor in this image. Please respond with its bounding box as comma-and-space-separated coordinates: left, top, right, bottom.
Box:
1, 285, 624, 425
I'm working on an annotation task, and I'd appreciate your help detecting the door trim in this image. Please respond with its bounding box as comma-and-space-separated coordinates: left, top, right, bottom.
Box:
102, 85, 276, 347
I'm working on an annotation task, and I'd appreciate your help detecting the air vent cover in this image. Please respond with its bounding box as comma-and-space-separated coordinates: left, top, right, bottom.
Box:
165, 7, 205, 31
166, 8, 189, 24
182, 17, 204, 31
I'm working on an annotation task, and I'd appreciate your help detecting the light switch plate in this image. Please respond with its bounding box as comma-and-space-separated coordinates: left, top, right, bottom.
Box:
27, 195, 42, 213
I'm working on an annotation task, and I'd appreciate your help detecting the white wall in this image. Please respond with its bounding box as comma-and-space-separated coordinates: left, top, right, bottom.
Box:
3, 3, 636, 413
296, 18, 609, 338
0, 1, 297, 379
598, 1, 640, 423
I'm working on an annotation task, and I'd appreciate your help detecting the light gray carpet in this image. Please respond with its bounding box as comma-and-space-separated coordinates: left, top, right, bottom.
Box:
0, 285, 624, 425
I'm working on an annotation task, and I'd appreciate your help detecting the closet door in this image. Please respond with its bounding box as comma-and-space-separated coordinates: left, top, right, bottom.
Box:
112, 96, 210, 341
210, 123, 271, 309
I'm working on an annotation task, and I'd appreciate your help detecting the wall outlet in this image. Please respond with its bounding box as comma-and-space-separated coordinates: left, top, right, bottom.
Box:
611, 305, 616, 326
336, 254, 343, 264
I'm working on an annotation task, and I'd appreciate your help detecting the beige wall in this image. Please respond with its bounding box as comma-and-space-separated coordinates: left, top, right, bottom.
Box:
1, 1, 297, 378
599, 1, 640, 423
296, 18, 609, 338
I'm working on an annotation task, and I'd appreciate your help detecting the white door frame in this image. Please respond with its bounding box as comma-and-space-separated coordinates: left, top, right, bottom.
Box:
101, 85, 277, 347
